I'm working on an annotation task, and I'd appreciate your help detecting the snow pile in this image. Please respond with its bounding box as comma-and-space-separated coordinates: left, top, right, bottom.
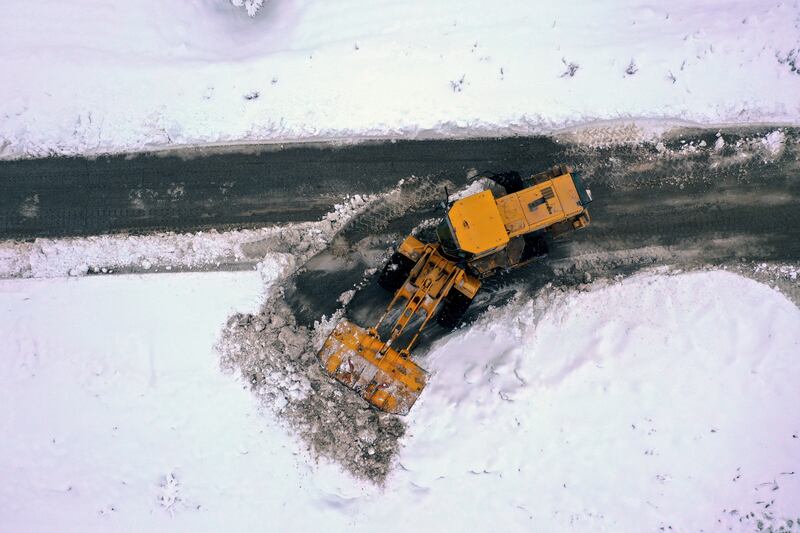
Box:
754, 262, 799, 282
390, 270, 800, 531
218, 297, 406, 482
229, 0, 264, 18
0, 226, 300, 278
1, 0, 799, 159
217, 175, 450, 481
0, 194, 373, 279
2, 270, 798, 530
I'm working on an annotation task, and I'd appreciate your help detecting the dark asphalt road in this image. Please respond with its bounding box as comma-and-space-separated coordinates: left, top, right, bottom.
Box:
0, 128, 788, 240
266, 127, 800, 335
1, 127, 797, 268
1, 130, 797, 267
2, 126, 798, 350
1, 138, 566, 238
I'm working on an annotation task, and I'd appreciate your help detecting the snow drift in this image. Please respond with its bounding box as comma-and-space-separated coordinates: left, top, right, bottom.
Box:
396, 270, 800, 531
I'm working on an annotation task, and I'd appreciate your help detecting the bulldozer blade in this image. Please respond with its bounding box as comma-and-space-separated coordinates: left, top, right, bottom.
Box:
318, 319, 427, 415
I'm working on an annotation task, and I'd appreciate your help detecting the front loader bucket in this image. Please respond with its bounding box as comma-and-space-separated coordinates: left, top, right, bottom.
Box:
318, 319, 427, 415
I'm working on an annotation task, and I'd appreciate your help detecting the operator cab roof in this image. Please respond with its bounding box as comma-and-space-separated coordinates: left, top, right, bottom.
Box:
448, 190, 509, 255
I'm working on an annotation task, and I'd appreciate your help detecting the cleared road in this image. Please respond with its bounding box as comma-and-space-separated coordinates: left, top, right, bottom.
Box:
263, 127, 800, 332
1, 138, 565, 238
3, 128, 795, 245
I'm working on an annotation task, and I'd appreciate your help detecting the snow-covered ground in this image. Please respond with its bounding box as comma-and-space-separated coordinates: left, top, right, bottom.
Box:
2, 270, 798, 531
2, 1, 799, 530
0, 194, 373, 279
1, 0, 799, 159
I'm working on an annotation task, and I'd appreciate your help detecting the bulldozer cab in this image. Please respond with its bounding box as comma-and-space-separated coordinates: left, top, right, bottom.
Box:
437, 190, 510, 261
446, 190, 510, 257
437, 170, 591, 275
495, 172, 590, 238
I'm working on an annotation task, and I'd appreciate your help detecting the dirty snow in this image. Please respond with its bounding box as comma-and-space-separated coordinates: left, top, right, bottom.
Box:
762, 129, 788, 157
0, 194, 373, 279
229, 0, 265, 18
217, 174, 455, 482
1, 0, 800, 159
218, 295, 407, 482
2, 269, 798, 531
396, 271, 800, 531
754, 261, 799, 282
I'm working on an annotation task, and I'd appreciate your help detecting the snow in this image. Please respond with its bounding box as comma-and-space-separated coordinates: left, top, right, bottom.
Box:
0, 272, 291, 530
2, 269, 798, 531
230, 0, 265, 18
0, 194, 373, 279
400, 271, 800, 531
762, 129, 788, 157
1, 0, 799, 159
0, 226, 292, 279
3, 0, 798, 528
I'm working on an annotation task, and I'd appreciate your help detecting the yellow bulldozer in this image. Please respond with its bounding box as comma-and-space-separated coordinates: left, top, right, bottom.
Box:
318, 165, 593, 415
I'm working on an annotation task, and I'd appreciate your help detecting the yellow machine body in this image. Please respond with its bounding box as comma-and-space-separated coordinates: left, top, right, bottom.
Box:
317, 239, 481, 414
445, 190, 509, 256
317, 166, 592, 415
496, 172, 589, 237
447, 172, 590, 258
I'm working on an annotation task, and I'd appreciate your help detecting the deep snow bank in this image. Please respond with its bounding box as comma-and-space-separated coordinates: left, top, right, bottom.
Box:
1, 0, 799, 159
0, 194, 373, 279
2, 270, 798, 531
389, 270, 800, 532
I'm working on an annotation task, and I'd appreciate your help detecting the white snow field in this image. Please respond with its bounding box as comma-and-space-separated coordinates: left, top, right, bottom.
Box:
1, 0, 799, 159
1, 270, 798, 531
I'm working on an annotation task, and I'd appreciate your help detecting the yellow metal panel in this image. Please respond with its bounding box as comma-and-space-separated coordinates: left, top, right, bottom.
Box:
520, 186, 564, 229
317, 319, 426, 415
551, 174, 584, 217
398, 235, 426, 261
496, 174, 586, 237
448, 190, 510, 255
496, 194, 527, 234
454, 270, 482, 298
